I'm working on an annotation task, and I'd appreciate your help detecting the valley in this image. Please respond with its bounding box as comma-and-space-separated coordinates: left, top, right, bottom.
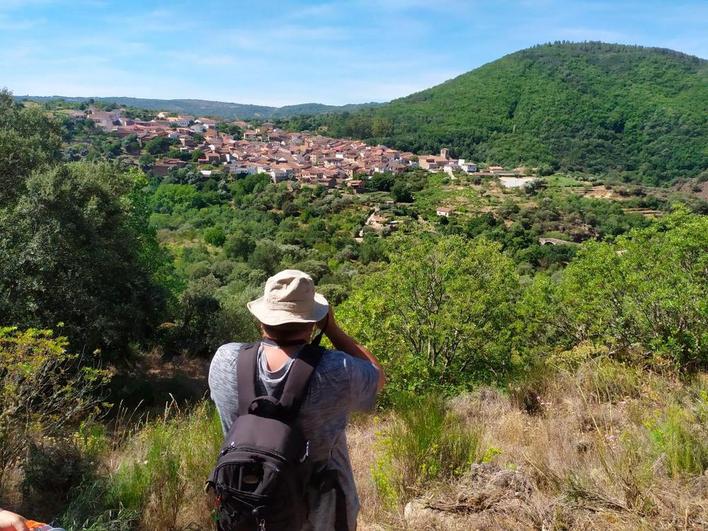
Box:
1, 39, 706, 530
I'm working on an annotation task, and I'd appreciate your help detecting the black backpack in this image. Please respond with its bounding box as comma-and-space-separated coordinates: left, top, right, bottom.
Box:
206, 339, 324, 531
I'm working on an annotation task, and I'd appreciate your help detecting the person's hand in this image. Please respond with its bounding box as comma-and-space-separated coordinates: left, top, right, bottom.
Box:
317, 306, 338, 334
0, 509, 28, 531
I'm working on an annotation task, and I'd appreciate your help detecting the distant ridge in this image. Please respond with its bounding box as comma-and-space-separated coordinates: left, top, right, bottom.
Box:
13, 95, 384, 120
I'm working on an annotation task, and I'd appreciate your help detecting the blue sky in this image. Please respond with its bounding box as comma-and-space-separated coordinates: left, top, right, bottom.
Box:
1, 0, 706, 106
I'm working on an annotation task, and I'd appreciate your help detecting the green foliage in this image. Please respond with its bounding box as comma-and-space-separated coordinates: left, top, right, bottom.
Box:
339, 235, 520, 399
289, 43, 707, 184
150, 182, 201, 213
223, 230, 256, 261
21, 438, 97, 517
391, 181, 414, 202
171, 276, 222, 357
216, 122, 242, 138
0, 327, 107, 485
204, 226, 226, 247
553, 209, 707, 369
59, 402, 223, 530
0, 89, 62, 203
248, 239, 283, 276
451, 191, 650, 272
373, 394, 482, 506
121, 134, 140, 155
366, 173, 395, 192
138, 153, 155, 171
645, 402, 708, 477
0, 163, 168, 356
229, 173, 271, 205
144, 135, 176, 156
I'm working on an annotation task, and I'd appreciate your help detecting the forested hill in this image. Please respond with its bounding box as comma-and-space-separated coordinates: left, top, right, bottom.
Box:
288, 43, 707, 184
13, 95, 382, 120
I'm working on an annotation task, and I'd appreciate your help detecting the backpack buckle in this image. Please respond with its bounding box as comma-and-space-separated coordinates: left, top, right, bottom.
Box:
299, 440, 310, 463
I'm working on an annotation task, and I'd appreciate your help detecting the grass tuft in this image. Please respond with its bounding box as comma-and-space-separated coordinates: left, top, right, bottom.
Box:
372, 394, 483, 507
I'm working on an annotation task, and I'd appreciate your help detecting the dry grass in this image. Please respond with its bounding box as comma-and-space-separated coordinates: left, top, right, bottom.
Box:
350, 365, 708, 530
348, 414, 402, 530
16, 360, 704, 530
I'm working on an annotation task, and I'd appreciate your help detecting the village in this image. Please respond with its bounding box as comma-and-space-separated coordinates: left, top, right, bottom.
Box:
82, 107, 669, 246
86, 107, 527, 191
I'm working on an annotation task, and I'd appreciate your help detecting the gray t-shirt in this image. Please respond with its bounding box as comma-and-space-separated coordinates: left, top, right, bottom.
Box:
208, 340, 380, 530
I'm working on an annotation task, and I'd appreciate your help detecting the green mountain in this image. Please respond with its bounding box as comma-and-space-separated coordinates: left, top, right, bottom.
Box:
270, 102, 383, 118
13, 95, 382, 120
309, 42, 707, 184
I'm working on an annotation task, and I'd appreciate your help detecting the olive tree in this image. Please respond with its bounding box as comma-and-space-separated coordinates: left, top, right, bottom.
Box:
338, 235, 520, 398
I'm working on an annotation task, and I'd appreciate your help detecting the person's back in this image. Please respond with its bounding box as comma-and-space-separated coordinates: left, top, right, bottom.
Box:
209, 270, 384, 530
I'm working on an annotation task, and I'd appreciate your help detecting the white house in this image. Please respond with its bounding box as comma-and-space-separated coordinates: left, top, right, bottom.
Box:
228, 163, 257, 176
458, 159, 478, 173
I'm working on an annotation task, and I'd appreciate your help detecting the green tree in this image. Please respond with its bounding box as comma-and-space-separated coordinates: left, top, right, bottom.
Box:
150, 183, 200, 214
367, 173, 395, 192
391, 181, 414, 202
0, 163, 166, 356
144, 136, 175, 156
338, 235, 520, 398
216, 122, 243, 138
248, 240, 282, 276
359, 234, 386, 264
553, 209, 707, 369
224, 231, 256, 261
173, 276, 222, 357
191, 149, 204, 162
139, 153, 155, 171
204, 226, 226, 247
0, 89, 62, 204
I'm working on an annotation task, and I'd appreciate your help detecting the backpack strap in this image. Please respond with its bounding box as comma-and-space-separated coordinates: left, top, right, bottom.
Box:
236, 342, 260, 416
278, 343, 324, 416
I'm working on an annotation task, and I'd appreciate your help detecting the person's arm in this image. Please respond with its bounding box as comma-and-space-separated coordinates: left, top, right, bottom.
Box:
0, 509, 28, 531
319, 308, 385, 392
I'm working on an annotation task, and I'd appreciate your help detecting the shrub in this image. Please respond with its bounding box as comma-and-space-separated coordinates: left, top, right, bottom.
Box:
60, 401, 223, 530
204, 226, 226, 247
646, 403, 708, 477
372, 394, 483, 507
576, 356, 643, 403
21, 438, 98, 518
555, 210, 707, 370
0, 327, 107, 485
339, 235, 520, 400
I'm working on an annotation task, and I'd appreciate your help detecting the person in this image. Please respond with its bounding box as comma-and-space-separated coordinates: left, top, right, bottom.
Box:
0, 510, 64, 531
209, 269, 384, 530
0, 509, 27, 531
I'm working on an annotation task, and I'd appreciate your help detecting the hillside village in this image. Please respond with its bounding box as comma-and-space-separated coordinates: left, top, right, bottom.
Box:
83, 106, 682, 242
87, 108, 523, 190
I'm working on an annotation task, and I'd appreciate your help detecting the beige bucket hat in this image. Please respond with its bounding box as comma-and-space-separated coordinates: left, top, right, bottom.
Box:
247, 269, 329, 326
